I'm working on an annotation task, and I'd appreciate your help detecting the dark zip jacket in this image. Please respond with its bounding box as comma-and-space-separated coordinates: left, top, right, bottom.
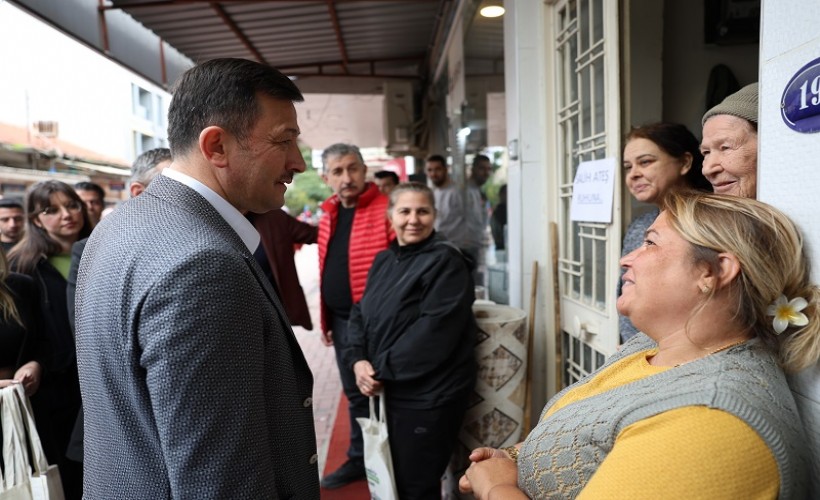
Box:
343, 232, 477, 409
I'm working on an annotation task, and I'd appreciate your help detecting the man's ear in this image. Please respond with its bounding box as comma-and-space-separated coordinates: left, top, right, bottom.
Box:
129, 183, 145, 198
199, 126, 229, 168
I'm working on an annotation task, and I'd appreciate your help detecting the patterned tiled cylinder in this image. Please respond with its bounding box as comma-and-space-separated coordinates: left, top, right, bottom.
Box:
442, 304, 529, 498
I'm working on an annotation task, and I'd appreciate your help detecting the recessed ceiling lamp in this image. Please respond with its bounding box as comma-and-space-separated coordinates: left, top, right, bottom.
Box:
480, 2, 505, 18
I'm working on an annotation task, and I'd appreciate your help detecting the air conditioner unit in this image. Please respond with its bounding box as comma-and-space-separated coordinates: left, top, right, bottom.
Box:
34, 121, 59, 138
383, 81, 415, 152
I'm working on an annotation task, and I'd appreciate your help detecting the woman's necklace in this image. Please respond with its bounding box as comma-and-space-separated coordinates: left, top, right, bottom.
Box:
673, 339, 748, 367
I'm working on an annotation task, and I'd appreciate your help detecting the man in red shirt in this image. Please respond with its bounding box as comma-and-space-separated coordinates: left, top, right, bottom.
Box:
318, 143, 393, 489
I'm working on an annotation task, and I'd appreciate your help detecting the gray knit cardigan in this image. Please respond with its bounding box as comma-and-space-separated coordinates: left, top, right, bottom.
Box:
518, 334, 807, 499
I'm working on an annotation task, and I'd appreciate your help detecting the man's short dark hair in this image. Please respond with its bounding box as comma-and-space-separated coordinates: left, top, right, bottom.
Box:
131, 148, 172, 185
374, 170, 399, 185
426, 154, 446, 166
167, 58, 304, 157
0, 199, 23, 210
472, 154, 491, 166
74, 182, 105, 200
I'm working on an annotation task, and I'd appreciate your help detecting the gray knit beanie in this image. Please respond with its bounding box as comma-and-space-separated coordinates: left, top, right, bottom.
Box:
702, 82, 759, 126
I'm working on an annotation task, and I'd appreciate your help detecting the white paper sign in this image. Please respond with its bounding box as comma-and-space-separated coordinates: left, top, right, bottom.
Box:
569, 158, 616, 223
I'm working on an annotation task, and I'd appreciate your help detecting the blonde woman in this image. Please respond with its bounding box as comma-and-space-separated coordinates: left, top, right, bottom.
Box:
461, 192, 816, 499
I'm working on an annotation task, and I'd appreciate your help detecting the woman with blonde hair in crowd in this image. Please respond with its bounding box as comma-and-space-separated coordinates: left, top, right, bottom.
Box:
461, 192, 817, 499
8, 180, 91, 500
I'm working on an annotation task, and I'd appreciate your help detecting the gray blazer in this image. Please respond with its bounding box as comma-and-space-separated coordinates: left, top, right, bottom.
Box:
75, 175, 319, 499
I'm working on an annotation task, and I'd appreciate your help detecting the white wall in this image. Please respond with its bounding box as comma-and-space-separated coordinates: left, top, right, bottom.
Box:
504, 0, 553, 418
758, 0, 820, 494
0, 2, 170, 163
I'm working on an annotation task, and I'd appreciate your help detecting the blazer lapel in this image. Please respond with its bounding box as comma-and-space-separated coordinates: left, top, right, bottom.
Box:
147, 176, 302, 346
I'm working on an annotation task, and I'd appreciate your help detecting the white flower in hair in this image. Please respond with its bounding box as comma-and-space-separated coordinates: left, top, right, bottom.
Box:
766, 295, 808, 334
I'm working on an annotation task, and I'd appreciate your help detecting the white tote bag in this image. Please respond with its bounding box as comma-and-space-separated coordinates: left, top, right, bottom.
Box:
356, 394, 398, 500
0, 384, 65, 500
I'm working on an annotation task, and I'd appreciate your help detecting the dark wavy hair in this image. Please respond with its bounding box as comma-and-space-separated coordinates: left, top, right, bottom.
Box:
624, 122, 712, 192
8, 181, 91, 275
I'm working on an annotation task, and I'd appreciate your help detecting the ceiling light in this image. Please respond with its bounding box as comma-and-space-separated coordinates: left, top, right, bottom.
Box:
480, 3, 505, 18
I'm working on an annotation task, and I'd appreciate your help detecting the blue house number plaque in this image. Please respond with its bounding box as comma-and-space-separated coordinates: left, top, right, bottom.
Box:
781, 57, 820, 133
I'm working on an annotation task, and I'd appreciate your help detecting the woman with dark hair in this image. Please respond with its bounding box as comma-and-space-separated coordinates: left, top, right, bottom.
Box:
343, 182, 477, 499
8, 180, 91, 500
618, 123, 711, 341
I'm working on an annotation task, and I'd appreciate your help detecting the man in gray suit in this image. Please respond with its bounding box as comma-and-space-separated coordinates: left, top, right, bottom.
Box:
75, 58, 320, 499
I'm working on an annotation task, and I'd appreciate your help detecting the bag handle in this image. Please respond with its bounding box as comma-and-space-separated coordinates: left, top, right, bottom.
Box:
2, 384, 49, 480
1, 385, 30, 488
369, 392, 388, 425
13, 383, 49, 475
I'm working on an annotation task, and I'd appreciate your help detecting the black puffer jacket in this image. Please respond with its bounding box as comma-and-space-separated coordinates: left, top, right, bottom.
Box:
344, 232, 477, 409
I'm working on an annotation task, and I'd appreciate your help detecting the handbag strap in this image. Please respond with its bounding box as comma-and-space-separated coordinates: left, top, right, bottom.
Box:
13, 383, 49, 474
378, 393, 387, 425
1, 385, 29, 488
369, 392, 387, 425
2, 384, 49, 480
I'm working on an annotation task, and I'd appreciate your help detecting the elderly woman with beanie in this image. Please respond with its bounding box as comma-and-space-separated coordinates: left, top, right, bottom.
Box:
460, 192, 815, 499
618, 122, 711, 341
700, 82, 759, 198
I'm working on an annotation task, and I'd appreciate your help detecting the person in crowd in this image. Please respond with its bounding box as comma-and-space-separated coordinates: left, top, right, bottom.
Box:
74, 181, 105, 228
0, 250, 42, 397
618, 123, 711, 342
490, 184, 507, 251
701, 82, 758, 198
374, 169, 399, 196
128, 147, 173, 197
8, 180, 91, 500
426, 154, 488, 283
471, 154, 492, 192
63, 147, 172, 463
460, 191, 816, 499
74, 58, 319, 498
344, 182, 477, 499
0, 199, 25, 253
318, 142, 394, 489
249, 209, 318, 329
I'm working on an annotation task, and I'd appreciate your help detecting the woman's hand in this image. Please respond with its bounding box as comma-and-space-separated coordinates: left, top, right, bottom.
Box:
459, 446, 520, 495
353, 360, 383, 396
0, 361, 42, 397
459, 458, 521, 499
13, 361, 42, 396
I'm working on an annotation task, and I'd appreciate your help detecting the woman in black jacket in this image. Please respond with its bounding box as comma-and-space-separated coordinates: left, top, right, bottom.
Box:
8, 180, 91, 500
0, 250, 43, 396
344, 182, 477, 499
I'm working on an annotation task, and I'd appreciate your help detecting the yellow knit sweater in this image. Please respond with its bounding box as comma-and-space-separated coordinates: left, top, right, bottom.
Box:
545, 349, 779, 499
